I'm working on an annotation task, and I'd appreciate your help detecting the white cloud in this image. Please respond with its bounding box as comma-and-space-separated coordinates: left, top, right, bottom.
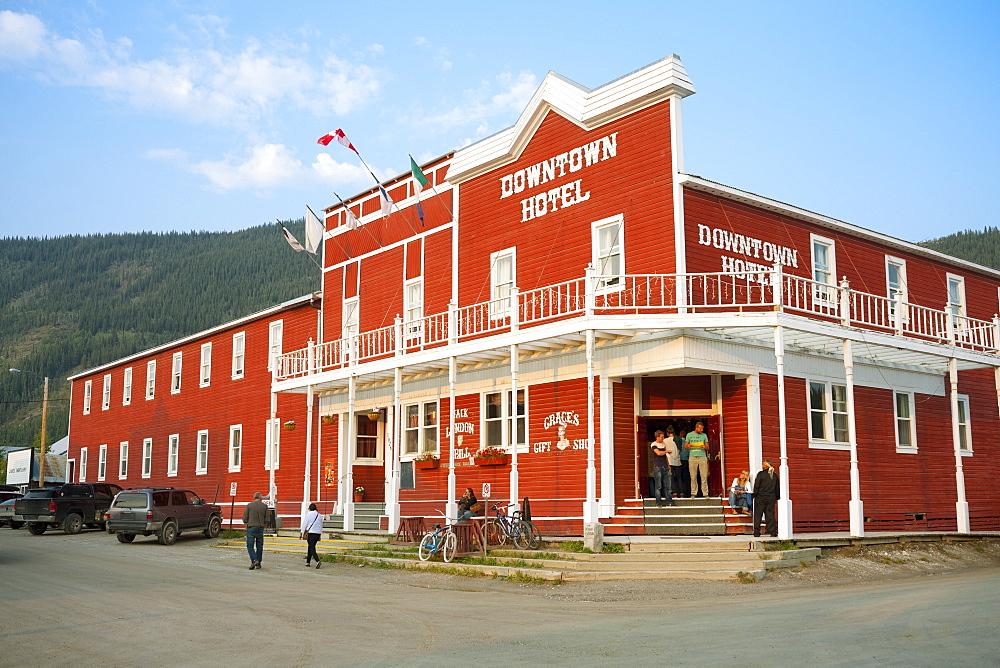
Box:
191, 144, 307, 191
423, 71, 537, 129
0, 10, 384, 126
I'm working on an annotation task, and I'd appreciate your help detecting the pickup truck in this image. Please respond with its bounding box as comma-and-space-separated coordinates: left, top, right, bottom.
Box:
15, 483, 123, 535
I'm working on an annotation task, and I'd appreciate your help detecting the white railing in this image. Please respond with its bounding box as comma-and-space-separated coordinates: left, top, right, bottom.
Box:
276, 266, 999, 379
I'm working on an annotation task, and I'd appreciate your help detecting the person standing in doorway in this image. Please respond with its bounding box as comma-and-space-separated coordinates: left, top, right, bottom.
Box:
242, 492, 269, 570
677, 428, 692, 497
300, 502, 324, 568
685, 421, 710, 498
649, 430, 675, 507
666, 426, 683, 499
752, 460, 780, 538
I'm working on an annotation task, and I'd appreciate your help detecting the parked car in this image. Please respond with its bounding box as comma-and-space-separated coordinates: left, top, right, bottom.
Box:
0, 484, 23, 503
0, 497, 24, 529
106, 487, 223, 545
15, 483, 122, 535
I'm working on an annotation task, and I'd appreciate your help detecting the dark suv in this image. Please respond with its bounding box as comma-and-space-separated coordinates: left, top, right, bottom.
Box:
106, 488, 222, 545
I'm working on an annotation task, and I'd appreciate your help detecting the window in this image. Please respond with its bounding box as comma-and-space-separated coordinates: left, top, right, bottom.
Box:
171, 352, 182, 393
268, 321, 284, 371
265, 418, 280, 470
146, 360, 156, 400
808, 381, 849, 446
947, 274, 966, 330
232, 332, 246, 379
196, 430, 209, 474
811, 234, 837, 304
490, 248, 516, 318
484, 390, 527, 449
229, 425, 242, 471
98, 444, 107, 481
123, 367, 132, 405
356, 414, 381, 460
894, 392, 916, 451
118, 441, 128, 479
83, 380, 92, 414
886, 257, 908, 324
343, 297, 359, 360
593, 215, 624, 290
102, 374, 112, 410
167, 434, 179, 476
80, 447, 88, 481
200, 343, 212, 387
142, 438, 152, 478
956, 395, 972, 453
403, 401, 438, 456
404, 278, 423, 342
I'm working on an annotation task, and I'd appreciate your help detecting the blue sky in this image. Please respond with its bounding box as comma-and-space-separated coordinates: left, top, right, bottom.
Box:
1, 1, 997, 243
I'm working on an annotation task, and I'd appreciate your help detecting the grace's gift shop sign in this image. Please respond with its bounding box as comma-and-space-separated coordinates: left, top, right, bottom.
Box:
499, 133, 618, 222
532, 411, 589, 453
696, 224, 799, 283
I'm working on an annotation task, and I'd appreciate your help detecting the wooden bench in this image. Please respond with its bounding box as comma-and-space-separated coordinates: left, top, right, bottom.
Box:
393, 516, 426, 544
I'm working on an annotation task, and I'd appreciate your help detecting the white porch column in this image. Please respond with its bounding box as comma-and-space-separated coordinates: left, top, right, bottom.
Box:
670, 94, 688, 314
843, 339, 864, 537
598, 375, 615, 518
509, 344, 520, 511
268, 366, 278, 519
344, 375, 356, 531
302, 385, 314, 520
746, 374, 763, 473
949, 358, 970, 533
583, 328, 599, 523
447, 356, 458, 521
774, 325, 793, 539
386, 366, 402, 533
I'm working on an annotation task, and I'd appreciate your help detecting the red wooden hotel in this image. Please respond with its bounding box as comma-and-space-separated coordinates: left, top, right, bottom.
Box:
68, 56, 1000, 538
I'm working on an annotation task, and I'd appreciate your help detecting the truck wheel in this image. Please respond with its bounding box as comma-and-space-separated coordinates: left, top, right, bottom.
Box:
63, 513, 83, 535
157, 520, 178, 545
204, 515, 222, 539
28, 523, 47, 535
116, 532, 136, 543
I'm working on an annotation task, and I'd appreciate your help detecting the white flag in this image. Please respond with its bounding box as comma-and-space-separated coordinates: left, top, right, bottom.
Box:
305, 205, 325, 254
345, 207, 359, 230
378, 185, 393, 217
281, 225, 305, 252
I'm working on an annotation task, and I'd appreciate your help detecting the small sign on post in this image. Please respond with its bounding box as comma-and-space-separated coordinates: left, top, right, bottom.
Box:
229, 482, 237, 529
230, 482, 238, 497
482, 483, 490, 499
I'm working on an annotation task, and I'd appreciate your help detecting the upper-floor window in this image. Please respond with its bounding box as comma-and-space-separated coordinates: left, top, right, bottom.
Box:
956, 395, 972, 453
118, 441, 128, 479
200, 343, 212, 387
268, 320, 284, 372
122, 367, 132, 405
484, 389, 527, 450
265, 418, 280, 470
171, 352, 182, 394
98, 444, 107, 481
593, 215, 624, 290
80, 447, 88, 481
809, 380, 848, 447
83, 380, 92, 414
886, 256, 908, 324
811, 234, 837, 304
404, 278, 423, 342
232, 332, 246, 379
167, 434, 179, 476
141, 438, 152, 478
894, 391, 916, 451
146, 360, 156, 400
403, 401, 438, 457
343, 297, 359, 339
947, 274, 966, 330
229, 424, 242, 472
196, 430, 209, 474
102, 374, 112, 410
490, 248, 516, 319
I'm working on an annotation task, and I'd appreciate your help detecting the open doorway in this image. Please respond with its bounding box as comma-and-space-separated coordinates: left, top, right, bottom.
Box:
637, 416, 723, 499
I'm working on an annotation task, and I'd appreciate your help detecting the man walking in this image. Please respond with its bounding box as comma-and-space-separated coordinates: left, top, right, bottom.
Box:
752, 460, 780, 538
649, 430, 675, 507
243, 491, 269, 570
685, 421, 710, 498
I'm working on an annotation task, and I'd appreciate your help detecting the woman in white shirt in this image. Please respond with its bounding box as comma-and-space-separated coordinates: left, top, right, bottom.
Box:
300, 502, 324, 568
729, 471, 753, 515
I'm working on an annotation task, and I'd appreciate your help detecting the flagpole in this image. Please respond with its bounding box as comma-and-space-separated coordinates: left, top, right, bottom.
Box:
408, 153, 454, 221
276, 221, 322, 270
334, 192, 385, 249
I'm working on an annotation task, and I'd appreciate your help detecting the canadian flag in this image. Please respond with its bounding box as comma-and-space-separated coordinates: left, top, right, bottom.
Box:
317, 129, 357, 154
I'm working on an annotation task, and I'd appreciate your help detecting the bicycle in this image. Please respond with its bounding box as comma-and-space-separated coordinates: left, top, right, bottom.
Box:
484, 503, 542, 549
418, 511, 457, 562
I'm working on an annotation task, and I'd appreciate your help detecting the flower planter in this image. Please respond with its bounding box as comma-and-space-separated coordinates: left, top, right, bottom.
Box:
474, 455, 509, 467
283, 422, 296, 431
321, 416, 336, 426
415, 460, 440, 470
353, 493, 364, 502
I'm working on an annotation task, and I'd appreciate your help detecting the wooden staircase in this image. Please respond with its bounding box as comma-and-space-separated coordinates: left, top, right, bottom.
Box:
325, 502, 384, 531
643, 497, 728, 535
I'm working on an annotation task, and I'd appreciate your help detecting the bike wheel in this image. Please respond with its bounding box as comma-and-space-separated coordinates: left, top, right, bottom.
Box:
484, 519, 504, 546
441, 531, 457, 563
524, 521, 542, 549
513, 521, 531, 549
418, 532, 436, 561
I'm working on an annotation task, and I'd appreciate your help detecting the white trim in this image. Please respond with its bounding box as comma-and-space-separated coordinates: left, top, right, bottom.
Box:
199, 342, 212, 387
490, 247, 517, 320
102, 374, 112, 410
265, 418, 280, 471
79, 447, 88, 482
268, 320, 284, 372
231, 332, 246, 380
97, 444, 107, 481
167, 434, 179, 477
481, 388, 528, 454
171, 352, 182, 394
228, 424, 243, 472
325, 223, 453, 274
956, 393, 973, 455
122, 367, 132, 406
352, 411, 385, 464
947, 273, 967, 327
400, 400, 439, 459
404, 276, 424, 343
196, 429, 209, 474
592, 214, 625, 292
118, 441, 128, 480
810, 233, 837, 304
807, 379, 850, 449
145, 360, 156, 400
893, 391, 918, 453
141, 437, 152, 478
83, 380, 92, 415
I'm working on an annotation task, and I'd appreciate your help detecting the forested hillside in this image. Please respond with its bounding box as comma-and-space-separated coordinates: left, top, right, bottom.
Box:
918, 227, 1000, 269
1, 222, 318, 454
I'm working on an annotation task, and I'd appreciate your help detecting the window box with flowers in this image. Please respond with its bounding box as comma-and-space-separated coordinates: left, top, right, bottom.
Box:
353, 486, 365, 502
474, 446, 509, 467
414, 454, 440, 470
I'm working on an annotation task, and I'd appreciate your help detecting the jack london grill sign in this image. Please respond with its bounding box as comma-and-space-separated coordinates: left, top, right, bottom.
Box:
499, 133, 619, 222
696, 224, 799, 282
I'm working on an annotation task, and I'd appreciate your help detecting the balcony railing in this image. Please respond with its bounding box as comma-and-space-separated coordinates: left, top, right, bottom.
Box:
276, 266, 1000, 380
